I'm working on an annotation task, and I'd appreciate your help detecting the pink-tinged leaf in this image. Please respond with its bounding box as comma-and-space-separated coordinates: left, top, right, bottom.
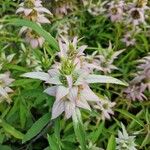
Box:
48, 69, 60, 77
30, 39, 39, 48
44, 86, 57, 96
64, 101, 75, 119
19, 26, 28, 35
80, 85, 99, 101
112, 49, 125, 58
86, 75, 127, 86
16, 7, 24, 14
24, 9, 32, 16
66, 75, 73, 88
76, 98, 91, 111
78, 45, 87, 55
68, 87, 78, 102
72, 36, 78, 48
37, 16, 50, 24
21, 72, 50, 81
0, 87, 11, 103
47, 76, 61, 85
5, 87, 13, 93
35, 7, 52, 15
52, 100, 65, 119
56, 86, 69, 102
38, 37, 44, 47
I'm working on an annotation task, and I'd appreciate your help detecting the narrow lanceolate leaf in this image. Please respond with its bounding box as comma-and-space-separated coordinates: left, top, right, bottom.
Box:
19, 100, 27, 128
106, 135, 116, 150
6, 18, 59, 51
22, 113, 51, 143
129, 110, 144, 129
72, 109, 87, 150
21, 72, 50, 81
4, 64, 29, 72
141, 133, 150, 148
47, 134, 61, 150
0, 119, 24, 139
116, 109, 144, 127
89, 122, 104, 143
86, 75, 128, 86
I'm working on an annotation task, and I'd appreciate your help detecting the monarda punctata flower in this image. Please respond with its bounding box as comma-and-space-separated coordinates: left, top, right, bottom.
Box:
22, 36, 126, 120
51, 0, 76, 17
107, 0, 125, 22
84, 42, 124, 74
16, 0, 52, 48
16, 0, 52, 23
124, 53, 150, 101
121, 32, 136, 47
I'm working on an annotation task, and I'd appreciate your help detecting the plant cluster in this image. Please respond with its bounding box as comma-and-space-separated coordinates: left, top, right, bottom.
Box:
0, 0, 149, 149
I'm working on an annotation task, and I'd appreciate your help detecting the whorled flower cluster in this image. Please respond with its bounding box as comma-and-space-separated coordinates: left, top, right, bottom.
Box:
84, 42, 124, 74
22, 36, 126, 120
56, 17, 79, 40
56, 22, 71, 39
51, 0, 76, 17
116, 123, 137, 150
107, 0, 149, 25
18, 44, 42, 71
124, 53, 150, 101
83, 0, 150, 47
108, 0, 149, 46
107, 0, 125, 22
0, 72, 14, 103
16, 0, 52, 48
82, 0, 107, 16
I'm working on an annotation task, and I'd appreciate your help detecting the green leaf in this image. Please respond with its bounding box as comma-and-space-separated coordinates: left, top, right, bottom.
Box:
116, 109, 144, 127
54, 117, 61, 140
141, 133, 150, 148
0, 119, 24, 139
0, 133, 5, 144
6, 18, 59, 51
0, 145, 12, 150
106, 135, 116, 150
12, 79, 40, 87
19, 100, 27, 128
128, 110, 144, 129
89, 122, 104, 143
47, 134, 61, 150
6, 98, 19, 120
72, 109, 87, 150
5, 64, 29, 72
22, 113, 51, 143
